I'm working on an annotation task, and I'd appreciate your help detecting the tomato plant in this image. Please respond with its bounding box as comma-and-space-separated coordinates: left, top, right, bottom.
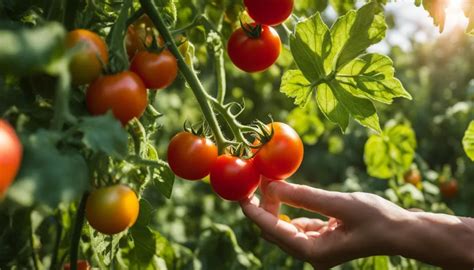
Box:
64, 260, 91, 270
66, 29, 109, 85
86, 71, 148, 125
210, 155, 261, 201
227, 24, 281, 73
0, 120, 22, 196
85, 184, 139, 235
254, 122, 303, 180
404, 169, 422, 186
130, 50, 178, 89
439, 179, 459, 199
244, 0, 294, 26
167, 132, 218, 180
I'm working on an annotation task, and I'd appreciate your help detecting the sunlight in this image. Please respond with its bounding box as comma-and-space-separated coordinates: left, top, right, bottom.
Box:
445, 0, 469, 30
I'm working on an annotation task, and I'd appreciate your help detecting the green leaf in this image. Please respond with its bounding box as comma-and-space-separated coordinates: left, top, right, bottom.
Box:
326, 2, 387, 71
462, 121, 474, 161
0, 22, 66, 76
106, 0, 133, 72
128, 200, 158, 269
364, 122, 417, 179
8, 130, 88, 207
316, 83, 349, 131
154, 0, 178, 25
329, 0, 355, 15
78, 114, 128, 159
280, 69, 313, 106
336, 54, 412, 104
152, 165, 175, 199
287, 101, 325, 145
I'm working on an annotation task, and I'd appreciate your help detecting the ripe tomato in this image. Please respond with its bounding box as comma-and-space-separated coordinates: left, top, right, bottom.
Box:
404, 169, 422, 186
0, 120, 22, 196
167, 132, 217, 180
85, 184, 139, 235
64, 260, 91, 270
227, 24, 281, 73
210, 155, 261, 201
86, 71, 147, 125
254, 122, 303, 180
439, 179, 458, 199
66, 29, 109, 85
244, 0, 294, 26
130, 50, 178, 89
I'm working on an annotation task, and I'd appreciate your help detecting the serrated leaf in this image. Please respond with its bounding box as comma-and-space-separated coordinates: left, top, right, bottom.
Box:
326, 2, 387, 71
8, 130, 88, 207
462, 121, 474, 161
78, 114, 128, 159
316, 83, 349, 131
280, 69, 313, 106
336, 54, 412, 104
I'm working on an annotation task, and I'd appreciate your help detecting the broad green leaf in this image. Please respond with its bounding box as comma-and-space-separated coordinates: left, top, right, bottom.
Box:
78, 114, 128, 159
152, 165, 175, 198
0, 23, 66, 76
364, 123, 417, 179
290, 12, 331, 81
462, 121, 474, 161
337, 54, 412, 103
422, 0, 449, 32
280, 69, 313, 106
330, 81, 381, 133
329, 0, 355, 15
326, 2, 387, 71
8, 130, 88, 207
287, 101, 325, 145
316, 83, 349, 131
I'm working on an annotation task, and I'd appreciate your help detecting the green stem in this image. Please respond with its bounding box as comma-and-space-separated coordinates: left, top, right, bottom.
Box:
140, 0, 227, 153
30, 217, 40, 270
214, 41, 226, 104
49, 214, 63, 270
52, 69, 74, 130
70, 192, 89, 270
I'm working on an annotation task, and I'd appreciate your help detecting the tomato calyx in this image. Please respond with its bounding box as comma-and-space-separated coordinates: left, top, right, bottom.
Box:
240, 21, 264, 39
251, 119, 275, 147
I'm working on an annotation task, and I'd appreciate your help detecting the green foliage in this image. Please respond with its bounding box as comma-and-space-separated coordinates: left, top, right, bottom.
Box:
364, 122, 417, 179
462, 121, 474, 161
281, 2, 411, 133
417, 0, 474, 35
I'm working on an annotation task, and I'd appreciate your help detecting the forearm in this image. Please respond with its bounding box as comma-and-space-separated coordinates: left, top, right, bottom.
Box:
393, 212, 474, 268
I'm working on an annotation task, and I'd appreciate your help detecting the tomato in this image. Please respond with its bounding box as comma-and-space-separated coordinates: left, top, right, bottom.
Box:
86, 71, 148, 125
85, 184, 139, 235
64, 260, 91, 270
125, 15, 164, 60
66, 29, 109, 85
167, 132, 217, 180
130, 50, 178, 89
126, 26, 148, 61
254, 122, 303, 180
227, 24, 281, 73
244, 0, 294, 26
0, 120, 22, 196
439, 179, 458, 199
210, 155, 261, 201
404, 169, 422, 186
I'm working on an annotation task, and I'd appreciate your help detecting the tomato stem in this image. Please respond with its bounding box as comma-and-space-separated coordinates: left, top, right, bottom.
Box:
69, 192, 89, 270
140, 0, 227, 154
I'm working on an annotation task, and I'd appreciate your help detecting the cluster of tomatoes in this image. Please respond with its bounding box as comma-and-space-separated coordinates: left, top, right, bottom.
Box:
227, 0, 294, 72
404, 168, 459, 199
167, 122, 303, 201
66, 15, 178, 126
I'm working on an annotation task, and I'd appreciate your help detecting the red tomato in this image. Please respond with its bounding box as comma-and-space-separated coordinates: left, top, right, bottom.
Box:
254, 122, 303, 180
66, 29, 109, 85
167, 132, 218, 180
404, 169, 422, 186
210, 155, 261, 201
64, 260, 91, 270
85, 185, 139, 235
125, 15, 164, 60
440, 179, 458, 199
130, 50, 178, 89
227, 24, 281, 73
86, 71, 148, 125
244, 0, 294, 26
0, 120, 22, 196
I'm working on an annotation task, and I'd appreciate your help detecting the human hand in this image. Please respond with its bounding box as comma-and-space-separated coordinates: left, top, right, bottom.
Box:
240, 180, 411, 269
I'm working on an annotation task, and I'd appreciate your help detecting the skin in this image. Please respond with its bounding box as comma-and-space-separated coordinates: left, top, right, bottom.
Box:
86, 71, 148, 125
167, 132, 218, 180
0, 120, 22, 195
254, 122, 303, 180
85, 185, 139, 235
66, 29, 109, 85
244, 0, 294, 26
241, 180, 474, 269
227, 25, 281, 73
210, 155, 261, 201
130, 50, 178, 89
